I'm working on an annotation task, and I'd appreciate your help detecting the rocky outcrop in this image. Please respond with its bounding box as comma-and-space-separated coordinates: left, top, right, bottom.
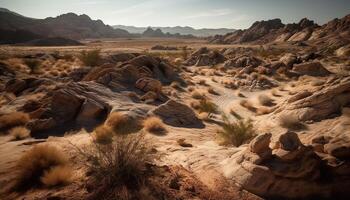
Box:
184, 47, 226, 66
222, 131, 350, 199
26, 82, 112, 133
275, 76, 350, 121
135, 77, 162, 94
149, 100, 203, 128
292, 61, 331, 76
224, 55, 262, 68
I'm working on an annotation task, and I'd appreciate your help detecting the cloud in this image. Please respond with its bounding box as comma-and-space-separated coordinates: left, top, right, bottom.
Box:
75, 1, 107, 5
183, 9, 233, 19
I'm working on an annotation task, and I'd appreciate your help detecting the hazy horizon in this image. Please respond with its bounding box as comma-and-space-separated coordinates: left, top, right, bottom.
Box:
1, 0, 349, 29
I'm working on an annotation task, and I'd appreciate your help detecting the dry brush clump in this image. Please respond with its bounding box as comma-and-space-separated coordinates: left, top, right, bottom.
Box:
105, 112, 142, 135
41, 165, 73, 187
197, 99, 218, 117
14, 144, 72, 190
79, 49, 101, 66
24, 58, 41, 74
279, 114, 306, 130
0, 112, 30, 130
191, 90, 205, 100
74, 133, 156, 199
143, 116, 167, 135
207, 87, 219, 95
218, 115, 256, 147
258, 94, 275, 106
93, 125, 114, 144
10, 126, 31, 140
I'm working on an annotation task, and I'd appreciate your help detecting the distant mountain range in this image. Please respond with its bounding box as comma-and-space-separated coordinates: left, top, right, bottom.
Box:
113, 25, 236, 37
0, 8, 131, 44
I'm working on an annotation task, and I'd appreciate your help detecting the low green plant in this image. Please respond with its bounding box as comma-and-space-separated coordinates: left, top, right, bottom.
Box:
79, 49, 101, 66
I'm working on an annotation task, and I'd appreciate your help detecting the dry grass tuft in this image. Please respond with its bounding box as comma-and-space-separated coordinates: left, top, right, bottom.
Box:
10, 126, 31, 140
170, 81, 182, 90
218, 116, 256, 147
198, 79, 207, 86
177, 138, 193, 147
279, 114, 306, 130
143, 117, 167, 135
93, 125, 113, 144
106, 112, 141, 134
197, 99, 218, 116
207, 87, 219, 95
41, 165, 73, 187
258, 94, 275, 106
15, 145, 69, 190
79, 49, 101, 66
240, 100, 257, 113
236, 90, 246, 98
74, 133, 155, 197
24, 59, 41, 74
191, 90, 205, 100
0, 112, 30, 130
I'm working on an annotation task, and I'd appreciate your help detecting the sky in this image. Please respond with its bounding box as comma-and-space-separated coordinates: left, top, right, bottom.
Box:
1, 0, 350, 29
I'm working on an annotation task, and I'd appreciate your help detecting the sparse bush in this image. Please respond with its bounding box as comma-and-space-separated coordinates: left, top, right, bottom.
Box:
93, 125, 113, 144
240, 100, 257, 113
15, 145, 69, 190
143, 117, 167, 135
10, 126, 30, 140
0, 112, 30, 130
218, 115, 256, 147
198, 79, 207, 85
191, 90, 205, 100
74, 133, 155, 191
105, 112, 141, 134
279, 114, 306, 130
197, 99, 218, 117
41, 165, 73, 187
258, 94, 275, 106
208, 87, 219, 95
24, 59, 41, 74
79, 49, 101, 66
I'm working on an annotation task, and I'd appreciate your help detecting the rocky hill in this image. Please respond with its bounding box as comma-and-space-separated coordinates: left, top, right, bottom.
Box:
141, 27, 195, 39
0, 8, 131, 44
210, 14, 350, 47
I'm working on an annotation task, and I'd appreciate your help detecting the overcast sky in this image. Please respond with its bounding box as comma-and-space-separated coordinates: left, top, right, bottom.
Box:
1, 0, 349, 29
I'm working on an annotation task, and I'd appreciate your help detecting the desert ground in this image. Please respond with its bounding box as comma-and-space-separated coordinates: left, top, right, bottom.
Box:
0, 37, 350, 200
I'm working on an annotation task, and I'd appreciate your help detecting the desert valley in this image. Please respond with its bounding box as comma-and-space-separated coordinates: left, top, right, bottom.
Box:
0, 2, 350, 200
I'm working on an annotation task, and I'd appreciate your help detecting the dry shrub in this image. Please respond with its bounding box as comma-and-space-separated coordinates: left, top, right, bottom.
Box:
230, 110, 242, 120
93, 125, 113, 144
10, 126, 30, 140
240, 100, 257, 113
170, 81, 182, 90
15, 145, 69, 190
143, 117, 167, 135
187, 86, 195, 92
190, 100, 201, 110
207, 87, 219, 95
74, 133, 155, 198
177, 138, 193, 147
106, 112, 141, 134
0, 112, 30, 130
236, 90, 246, 98
191, 90, 205, 100
197, 99, 218, 116
41, 165, 73, 187
24, 58, 41, 74
198, 79, 207, 86
79, 49, 101, 66
279, 114, 306, 130
258, 94, 275, 106
218, 116, 256, 147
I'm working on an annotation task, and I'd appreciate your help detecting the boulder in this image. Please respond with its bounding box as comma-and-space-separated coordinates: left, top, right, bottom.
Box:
279, 53, 299, 68
135, 77, 162, 94
149, 100, 203, 128
5, 78, 26, 95
324, 138, 350, 160
224, 55, 262, 68
185, 47, 226, 66
278, 131, 302, 151
292, 61, 331, 76
335, 45, 350, 57
249, 133, 272, 155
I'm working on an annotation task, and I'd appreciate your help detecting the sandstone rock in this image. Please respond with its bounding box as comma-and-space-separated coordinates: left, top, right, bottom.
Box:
324, 138, 350, 160
5, 78, 26, 95
278, 131, 302, 151
249, 133, 272, 155
275, 76, 350, 121
150, 100, 203, 128
185, 47, 226, 66
222, 130, 350, 199
135, 77, 162, 94
76, 99, 107, 124
108, 53, 137, 63
279, 53, 299, 68
292, 61, 331, 76
68, 67, 91, 81
335, 45, 350, 57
